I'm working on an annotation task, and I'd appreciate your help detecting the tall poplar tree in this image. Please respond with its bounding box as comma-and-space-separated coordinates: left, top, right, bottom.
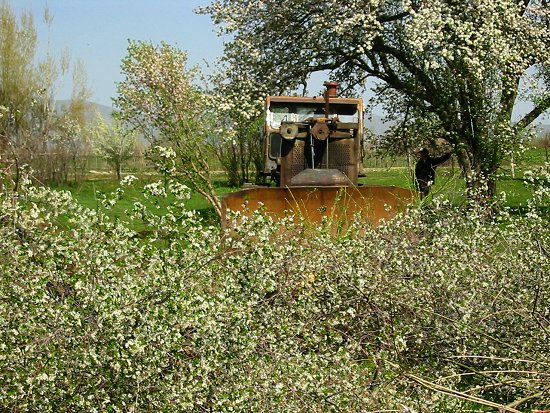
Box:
0, 3, 92, 184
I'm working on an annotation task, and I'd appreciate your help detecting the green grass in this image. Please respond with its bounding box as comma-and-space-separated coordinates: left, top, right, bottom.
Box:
52, 169, 529, 227
360, 149, 546, 210
360, 164, 548, 221
51, 175, 238, 227
49, 148, 547, 224
360, 167, 414, 187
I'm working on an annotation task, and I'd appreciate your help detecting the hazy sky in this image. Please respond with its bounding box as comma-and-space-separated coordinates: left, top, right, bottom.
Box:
11, 0, 223, 106
8, 1, 549, 123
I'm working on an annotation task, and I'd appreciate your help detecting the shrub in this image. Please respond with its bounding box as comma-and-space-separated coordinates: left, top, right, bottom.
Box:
0, 169, 549, 412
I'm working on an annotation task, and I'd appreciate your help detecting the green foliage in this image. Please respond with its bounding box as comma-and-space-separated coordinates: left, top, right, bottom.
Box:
1, 163, 549, 411
212, 115, 264, 187
114, 40, 223, 217
55, 176, 226, 228
0, 2, 92, 184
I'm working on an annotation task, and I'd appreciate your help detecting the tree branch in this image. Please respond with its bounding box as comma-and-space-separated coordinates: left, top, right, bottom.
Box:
404, 371, 524, 413
377, 11, 409, 23
514, 97, 550, 130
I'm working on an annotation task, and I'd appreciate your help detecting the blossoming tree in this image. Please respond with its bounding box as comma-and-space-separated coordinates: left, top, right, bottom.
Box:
114, 41, 223, 216
1, 166, 549, 411
91, 115, 138, 181
199, 0, 550, 197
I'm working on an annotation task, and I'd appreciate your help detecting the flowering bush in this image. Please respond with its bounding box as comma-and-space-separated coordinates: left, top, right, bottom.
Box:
0, 169, 549, 411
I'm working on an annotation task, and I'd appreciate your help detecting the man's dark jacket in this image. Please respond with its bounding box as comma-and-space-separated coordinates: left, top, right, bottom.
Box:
415, 153, 452, 187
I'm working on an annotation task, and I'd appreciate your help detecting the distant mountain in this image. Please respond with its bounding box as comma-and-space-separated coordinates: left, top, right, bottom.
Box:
55, 100, 113, 122
365, 112, 550, 138
89, 102, 114, 121
366, 113, 395, 135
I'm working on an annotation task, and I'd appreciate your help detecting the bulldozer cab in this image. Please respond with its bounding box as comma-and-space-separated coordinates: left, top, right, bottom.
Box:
262, 88, 364, 188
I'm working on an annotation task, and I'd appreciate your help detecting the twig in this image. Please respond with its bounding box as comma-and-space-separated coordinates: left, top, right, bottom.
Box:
404, 371, 523, 413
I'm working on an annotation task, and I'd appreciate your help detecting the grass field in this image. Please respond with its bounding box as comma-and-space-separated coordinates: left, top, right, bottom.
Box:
50, 175, 232, 226
50, 148, 546, 225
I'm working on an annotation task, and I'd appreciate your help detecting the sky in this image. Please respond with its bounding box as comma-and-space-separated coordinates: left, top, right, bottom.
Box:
11, 0, 223, 107
8, 1, 549, 124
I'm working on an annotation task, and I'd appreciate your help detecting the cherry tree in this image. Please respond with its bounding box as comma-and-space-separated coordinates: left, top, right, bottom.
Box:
199, 0, 550, 197
114, 41, 223, 216
91, 115, 138, 181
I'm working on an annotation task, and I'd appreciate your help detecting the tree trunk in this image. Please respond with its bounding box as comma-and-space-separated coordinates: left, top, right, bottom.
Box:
455, 147, 498, 203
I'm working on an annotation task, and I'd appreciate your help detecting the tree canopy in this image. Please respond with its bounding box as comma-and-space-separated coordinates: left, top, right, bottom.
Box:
114, 41, 223, 216
0, 3, 92, 184
92, 115, 138, 181
200, 0, 550, 196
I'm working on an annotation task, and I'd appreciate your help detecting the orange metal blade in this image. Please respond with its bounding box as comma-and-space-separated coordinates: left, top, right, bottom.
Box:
221, 185, 415, 228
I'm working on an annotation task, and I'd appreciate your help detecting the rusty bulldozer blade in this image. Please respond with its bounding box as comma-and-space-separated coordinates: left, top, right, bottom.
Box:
221, 185, 415, 229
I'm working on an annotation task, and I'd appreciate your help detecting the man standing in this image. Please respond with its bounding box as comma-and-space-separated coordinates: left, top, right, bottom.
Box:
414, 148, 452, 198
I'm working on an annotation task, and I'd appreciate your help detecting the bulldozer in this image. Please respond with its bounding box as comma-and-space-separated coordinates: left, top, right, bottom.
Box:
221, 82, 415, 228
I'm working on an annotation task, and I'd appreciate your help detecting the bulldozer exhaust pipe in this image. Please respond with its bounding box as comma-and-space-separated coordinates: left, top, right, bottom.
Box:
323, 81, 339, 118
